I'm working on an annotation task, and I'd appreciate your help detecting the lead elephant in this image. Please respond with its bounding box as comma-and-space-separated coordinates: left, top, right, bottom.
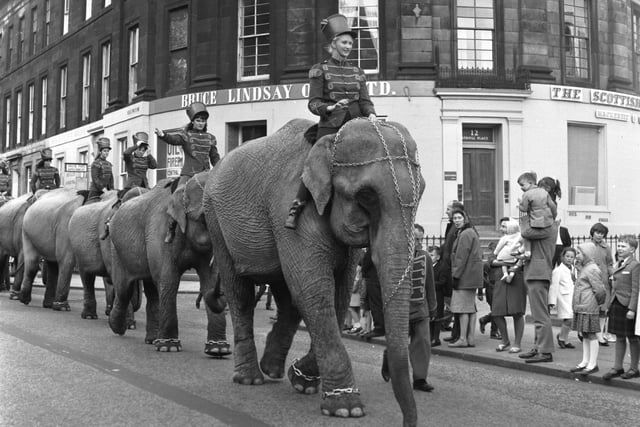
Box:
68, 189, 144, 321
19, 188, 108, 309
0, 194, 31, 298
203, 118, 424, 426
108, 175, 229, 355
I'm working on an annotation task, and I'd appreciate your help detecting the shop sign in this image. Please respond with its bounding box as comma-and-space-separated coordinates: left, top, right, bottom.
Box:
595, 109, 630, 122
550, 86, 584, 102
166, 145, 183, 178
462, 127, 493, 142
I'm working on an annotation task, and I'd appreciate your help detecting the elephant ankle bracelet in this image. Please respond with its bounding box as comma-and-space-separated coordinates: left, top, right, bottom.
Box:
322, 387, 360, 399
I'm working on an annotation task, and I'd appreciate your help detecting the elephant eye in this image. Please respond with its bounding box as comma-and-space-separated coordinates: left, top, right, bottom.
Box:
355, 187, 378, 209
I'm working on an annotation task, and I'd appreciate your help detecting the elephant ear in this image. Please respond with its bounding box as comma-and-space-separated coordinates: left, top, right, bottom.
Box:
302, 136, 333, 215
167, 189, 187, 234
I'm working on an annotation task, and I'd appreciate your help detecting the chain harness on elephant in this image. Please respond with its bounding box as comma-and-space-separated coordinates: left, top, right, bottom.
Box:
331, 117, 422, 309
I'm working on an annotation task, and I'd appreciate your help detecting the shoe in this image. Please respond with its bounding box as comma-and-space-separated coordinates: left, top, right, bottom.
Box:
602, 368, 624, 380
496, 343, 510, 352
443, 335, 458, 342
508, 347, 522, 354
564, 342, 575, 349
598, 340, 609, 347
490, 332, 502, 340
448, 339, 468, 348
621, 369, 640, 379
413, 379, 434, 392
479, 316, 489, 334
381, 352, 389, 383
570, 365, 587, 372
557, 334, 567, 349
578, 366, 599, 375
431, 340, 441, 347
577, 333, 583, 342
347, 326, 363, 335
525, 353, 553, 363
265, 306, 274, 311
518, 349, 538, 359
284, 199, 305, 229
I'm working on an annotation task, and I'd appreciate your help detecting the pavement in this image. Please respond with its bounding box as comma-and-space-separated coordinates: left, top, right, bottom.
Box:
31, 274, 640, 392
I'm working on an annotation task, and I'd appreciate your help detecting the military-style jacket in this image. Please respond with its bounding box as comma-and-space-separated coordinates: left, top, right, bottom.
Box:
31, 165, 60, 193
158, 127, 219, 178
122, 145, 158, 189
410, 249, 438, 322
308, 57, 376, 132
0, 172, 11, 194
90, 158, 114, 193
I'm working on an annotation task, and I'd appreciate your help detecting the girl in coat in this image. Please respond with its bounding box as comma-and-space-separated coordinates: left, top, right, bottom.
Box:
570, 242, 607, 375
549, 247, 577, 349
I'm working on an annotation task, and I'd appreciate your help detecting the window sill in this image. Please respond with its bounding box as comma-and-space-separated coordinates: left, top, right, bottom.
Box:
567, 205, 610, 213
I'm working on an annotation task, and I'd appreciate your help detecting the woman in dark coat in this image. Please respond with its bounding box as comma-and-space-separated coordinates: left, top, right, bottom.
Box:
448, 209, 483, 348
491, 218, 527, 353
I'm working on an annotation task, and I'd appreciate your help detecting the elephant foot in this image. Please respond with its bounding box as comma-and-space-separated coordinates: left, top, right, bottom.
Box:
109, 309, 128, 335
320, 389, 365, 418
9, 290, 20, 300
52, 301, 71, 311
105, 304, 112, 316
287, 358, 321, 394
18, 292, 31, 306
154, 338, 182, 352
260, 352, 285, 379
81, 310, 98, 319
204, 340, 231, 358
232, 369, 265, 385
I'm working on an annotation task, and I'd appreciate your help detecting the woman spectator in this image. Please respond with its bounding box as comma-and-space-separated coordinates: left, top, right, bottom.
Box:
448, 209, 483, 348
603, 235, 640, 380
491, 217, 528, 353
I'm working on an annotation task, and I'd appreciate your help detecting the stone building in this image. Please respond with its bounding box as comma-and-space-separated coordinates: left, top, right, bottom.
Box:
1, 0, 639, 235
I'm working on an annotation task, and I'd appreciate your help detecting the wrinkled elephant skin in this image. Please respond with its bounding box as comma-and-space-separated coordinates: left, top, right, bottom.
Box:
203, 118, 424, 426
0, 194, 32, 297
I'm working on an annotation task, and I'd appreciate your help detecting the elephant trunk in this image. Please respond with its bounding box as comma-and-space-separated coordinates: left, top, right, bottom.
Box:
371, 219, 417, 427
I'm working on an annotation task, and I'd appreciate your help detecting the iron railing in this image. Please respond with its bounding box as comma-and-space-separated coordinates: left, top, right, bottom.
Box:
435, 66, 531, 90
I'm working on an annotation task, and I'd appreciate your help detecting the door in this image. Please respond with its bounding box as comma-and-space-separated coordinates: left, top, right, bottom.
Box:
463, 148, 496, 226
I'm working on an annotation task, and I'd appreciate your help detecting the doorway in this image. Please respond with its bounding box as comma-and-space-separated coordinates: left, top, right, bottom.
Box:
462, 125, 498, 227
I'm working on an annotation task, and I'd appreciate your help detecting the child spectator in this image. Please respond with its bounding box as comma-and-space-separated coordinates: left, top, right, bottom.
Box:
549, 247, 577, 349
569, 242, 607, 376
429, 246, 449, 347
493, 219, 523, 283
517, 172, 557, 257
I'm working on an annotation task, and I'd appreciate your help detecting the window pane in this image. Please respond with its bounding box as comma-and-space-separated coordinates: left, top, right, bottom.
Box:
169, 49, 187, 90
169, 7, 188, 50
568, 125, 604, 205
338, 0, 379, 73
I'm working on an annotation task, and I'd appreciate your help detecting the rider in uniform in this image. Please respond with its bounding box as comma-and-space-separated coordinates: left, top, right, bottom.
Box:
30, 148, 60, 193
154, 102, 220, 243
87, 137, 114, 203
284, 14, 377, 229
100, 132, 157, 240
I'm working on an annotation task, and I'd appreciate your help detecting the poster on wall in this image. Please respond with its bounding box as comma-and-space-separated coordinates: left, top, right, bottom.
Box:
165, 145, 183, 179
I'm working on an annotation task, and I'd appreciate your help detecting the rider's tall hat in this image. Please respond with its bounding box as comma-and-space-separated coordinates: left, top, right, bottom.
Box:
40, 148, 53, 161
96, 137, 111, 151
186, 102, 209, 121
320, 14, 356, 42
132, 132, 149, 147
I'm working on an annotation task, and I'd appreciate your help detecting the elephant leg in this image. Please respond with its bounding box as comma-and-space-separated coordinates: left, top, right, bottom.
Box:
212, 235, 263, 385
52, 256, 75, 311
260, 281, 303, 380
282, 256, 363, 419
108, 264, 134, 335
125, 281, 142, 330
103, 276, 114, 316
18, 240, 40, 306
80, 271, 98, 319
142, 278, 160, 344
204, 308, 230, 358
154, 268, 182, 352
0, 255, 9, 291
43, 261, 60, 309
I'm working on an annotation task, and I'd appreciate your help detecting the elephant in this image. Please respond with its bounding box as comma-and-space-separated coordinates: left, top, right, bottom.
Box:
203, 118, 424, 426
19, 188, 112, 309
68, 189, 145, 321
0, 194, 31, 297
108, 174, 230, 356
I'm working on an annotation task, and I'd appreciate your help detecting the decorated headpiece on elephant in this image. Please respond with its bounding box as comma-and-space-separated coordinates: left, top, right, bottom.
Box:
107, 173, 229, 356
203, 117, 424, 426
